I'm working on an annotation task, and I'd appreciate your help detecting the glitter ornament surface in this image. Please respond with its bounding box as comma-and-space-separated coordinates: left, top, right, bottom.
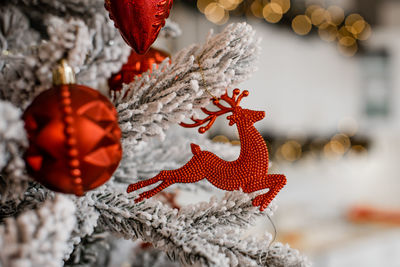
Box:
127, 89, 286, 211
24, 84, 122, 195
105, 0, 173, 54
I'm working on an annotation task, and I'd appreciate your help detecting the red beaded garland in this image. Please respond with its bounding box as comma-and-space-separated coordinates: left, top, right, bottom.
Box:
127, 89, 286, 211
23, 84, 122, 196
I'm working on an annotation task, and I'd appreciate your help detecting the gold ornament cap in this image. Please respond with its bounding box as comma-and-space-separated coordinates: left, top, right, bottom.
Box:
52, 60, 76, 85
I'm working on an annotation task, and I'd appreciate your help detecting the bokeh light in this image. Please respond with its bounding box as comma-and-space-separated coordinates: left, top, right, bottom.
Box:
327, 5, 344, 25
197, 0, 213, 13
331, 134, 351, 153
350, 145, 368, 155
318, 22, 338, 42
196, 0, 371, 55
339, 36, 356, 47
337, 41, 358, 57
212, 135, 230, 143
231, 140, 240, 146
349, 20, 366, 35
305, 5, 320, 18
292, 15, 312, 35
355, 22, 372, 40
218, 0, 241, 11
323, 141, 342, 159
310, 7, 329, 26
281, 141, 302, 162
205, 2, 227, 24
263, 3, 283, 23
271, 0, 290, 13
250, 0, 263, 18
345, 13, 364, 28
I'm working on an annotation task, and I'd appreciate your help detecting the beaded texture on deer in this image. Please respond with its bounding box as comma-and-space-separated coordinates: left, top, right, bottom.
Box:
127, 89, 286, 211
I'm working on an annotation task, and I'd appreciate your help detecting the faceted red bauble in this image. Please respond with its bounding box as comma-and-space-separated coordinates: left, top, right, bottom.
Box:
108, 47, 170, 92
105, 0, 173, 54
23, 84, 122, 196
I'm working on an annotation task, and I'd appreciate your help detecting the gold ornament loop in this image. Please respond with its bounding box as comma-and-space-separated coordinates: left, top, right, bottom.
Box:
53, 59, 76, 85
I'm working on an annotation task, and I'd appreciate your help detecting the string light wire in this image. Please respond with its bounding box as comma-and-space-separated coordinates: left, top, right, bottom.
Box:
259, 209, 277, 266
197, 56, 218, 100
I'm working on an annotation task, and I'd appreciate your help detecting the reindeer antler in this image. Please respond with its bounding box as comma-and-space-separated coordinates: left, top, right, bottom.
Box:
180, 89, 249, 133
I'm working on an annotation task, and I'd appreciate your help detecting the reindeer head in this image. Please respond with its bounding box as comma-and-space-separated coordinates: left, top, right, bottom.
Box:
227, 107, 265, 127
181, 89, 265, 133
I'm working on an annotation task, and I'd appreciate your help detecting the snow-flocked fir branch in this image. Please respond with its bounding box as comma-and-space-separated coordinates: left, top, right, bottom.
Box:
159, 20, 182, 39
65, 229, 111, 267
114, 22, 260, 145
0, 184, 54, 222
79, 185, 309, 267
0, 4, 130, 106
129, 246, 180, 267
0, 5, 39, 54
0, 101, 29, 202
6, 0, 106, 15
0, 195, 76, 267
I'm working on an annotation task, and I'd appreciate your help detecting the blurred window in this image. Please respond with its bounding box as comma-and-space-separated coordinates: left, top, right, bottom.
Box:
360, 50, 391, 118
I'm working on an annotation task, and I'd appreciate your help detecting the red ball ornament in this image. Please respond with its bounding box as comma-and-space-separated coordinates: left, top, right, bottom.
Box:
105, 0, 173, 54
108, 47, 170, 92
23, 62, 122, 196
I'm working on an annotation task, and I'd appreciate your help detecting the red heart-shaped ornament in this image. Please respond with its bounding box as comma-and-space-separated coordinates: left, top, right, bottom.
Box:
105, 0, 173, 54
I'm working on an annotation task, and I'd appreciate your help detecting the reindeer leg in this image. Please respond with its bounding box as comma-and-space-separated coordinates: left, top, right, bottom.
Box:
252, 174, 286, 211
135, 180, 174, 203
127, 174, 163, 193
128, 154, 207, 203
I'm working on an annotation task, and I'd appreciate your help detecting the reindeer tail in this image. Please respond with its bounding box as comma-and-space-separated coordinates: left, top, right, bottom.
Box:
190, 143, 201, 155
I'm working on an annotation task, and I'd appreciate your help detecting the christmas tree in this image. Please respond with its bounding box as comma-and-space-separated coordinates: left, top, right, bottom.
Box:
0, 1, 309, 266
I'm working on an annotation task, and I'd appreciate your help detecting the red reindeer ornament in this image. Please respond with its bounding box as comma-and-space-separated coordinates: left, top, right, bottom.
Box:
127, 89, 286, 211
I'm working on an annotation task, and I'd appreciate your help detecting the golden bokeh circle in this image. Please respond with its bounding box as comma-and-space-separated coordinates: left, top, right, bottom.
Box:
292, 15, 312, 35
271, 0, 290, 13
345, 13, 364, 27
318, 22, 338, 42
205, 2, 226, 24
218, 0, 237, 11
197, 0, 214, 14
337, 25, 353, 39
338, 41, 358, 57
331, 134, 351, 153
330, 140, 345, 155
355, 22, 372, 40
263, 3, 283, 23
305, 5, 320, 18
216, 12, 230, 25
339, 36, 356, 47
212, 135, 230, 143
327, 5, 344, 25
352, 20, 366, 34
251, 0, 263, 18
323, 142, 342, 159
281, 141, 302, 162
311, 7, 328, 26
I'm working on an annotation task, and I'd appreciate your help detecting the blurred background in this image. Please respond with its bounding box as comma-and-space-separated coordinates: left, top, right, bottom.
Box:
154, 0, 400, 266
